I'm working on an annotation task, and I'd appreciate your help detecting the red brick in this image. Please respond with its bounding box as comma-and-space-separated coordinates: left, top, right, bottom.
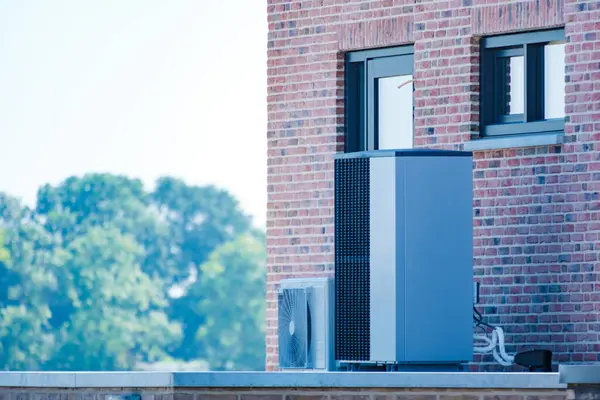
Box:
267, 0, 600, 371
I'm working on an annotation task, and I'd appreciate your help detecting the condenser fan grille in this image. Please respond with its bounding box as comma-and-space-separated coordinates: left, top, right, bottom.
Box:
278, 288, 310, 368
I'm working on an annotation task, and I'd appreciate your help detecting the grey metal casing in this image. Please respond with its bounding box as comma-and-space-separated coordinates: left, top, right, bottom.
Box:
368, 153, 474, 364
278, 277, 335, 370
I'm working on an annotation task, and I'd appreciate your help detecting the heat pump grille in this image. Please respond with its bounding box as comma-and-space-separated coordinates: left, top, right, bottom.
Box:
334, 157, 370, 361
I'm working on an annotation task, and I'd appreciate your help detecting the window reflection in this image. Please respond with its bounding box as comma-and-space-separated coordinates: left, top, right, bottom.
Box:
501, 56, 524, 116
378, 75, 413, 150
544, 42, 566, 119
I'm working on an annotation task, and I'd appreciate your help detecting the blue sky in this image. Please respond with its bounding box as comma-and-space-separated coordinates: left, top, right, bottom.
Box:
0, 1, 267, 227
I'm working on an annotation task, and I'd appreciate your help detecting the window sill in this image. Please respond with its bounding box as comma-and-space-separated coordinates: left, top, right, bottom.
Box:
462, 132, 564, 151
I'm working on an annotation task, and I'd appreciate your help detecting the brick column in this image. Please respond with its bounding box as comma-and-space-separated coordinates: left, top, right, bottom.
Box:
266, 0, 344, 370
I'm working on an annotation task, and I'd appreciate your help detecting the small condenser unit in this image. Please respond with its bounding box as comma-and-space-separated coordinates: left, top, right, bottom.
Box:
278, 277, 334, 370
334, 149, 474, 368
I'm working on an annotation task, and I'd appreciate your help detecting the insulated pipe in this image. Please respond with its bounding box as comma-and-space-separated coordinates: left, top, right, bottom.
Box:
473, 333, 495, 353
495, 327, 515, 364
473, 327, 515, 366
493, 347, 513, 367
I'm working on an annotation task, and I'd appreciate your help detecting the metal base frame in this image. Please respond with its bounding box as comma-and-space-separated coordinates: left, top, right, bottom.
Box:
338, 362, 467, 372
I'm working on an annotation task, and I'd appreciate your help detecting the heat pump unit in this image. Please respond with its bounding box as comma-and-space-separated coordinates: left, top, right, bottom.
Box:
278, 277, 334, 370
334, 149, 474, 368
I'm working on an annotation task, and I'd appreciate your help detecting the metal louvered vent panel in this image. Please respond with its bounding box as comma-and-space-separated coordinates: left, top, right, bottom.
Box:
334, 157, 370, 362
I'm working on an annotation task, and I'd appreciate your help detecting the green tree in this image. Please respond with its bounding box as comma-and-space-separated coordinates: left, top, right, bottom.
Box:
35, 174, 176, 283
188, 233, 266, 370
0, 174, 265, 372
0, 191, 180, 371
0, 230, 8, 264
0, 228, 13, 305
151, 177, 254, 360
151, 177, 252, 282
46, 227, 182, 371
0, 198, 63, 370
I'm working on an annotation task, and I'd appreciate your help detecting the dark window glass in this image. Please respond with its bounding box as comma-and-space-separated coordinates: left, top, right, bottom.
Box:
481, 29, 565, 137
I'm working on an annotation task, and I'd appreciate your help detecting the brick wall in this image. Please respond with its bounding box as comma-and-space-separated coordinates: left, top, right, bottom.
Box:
0, 388, 573, 400
266, 0, 600, 371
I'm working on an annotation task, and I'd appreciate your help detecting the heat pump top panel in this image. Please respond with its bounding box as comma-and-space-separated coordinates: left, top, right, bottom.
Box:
333, 148, 472, 160
333, 149, 474, 365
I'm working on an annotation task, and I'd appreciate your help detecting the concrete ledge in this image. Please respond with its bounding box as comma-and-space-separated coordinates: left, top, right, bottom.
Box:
0, 372, 172, 388
462, 133, 564, 151
0, 372, 77, 388
559, 364, 600, 384
0, 372, 565, 389
173, 371, 565, 389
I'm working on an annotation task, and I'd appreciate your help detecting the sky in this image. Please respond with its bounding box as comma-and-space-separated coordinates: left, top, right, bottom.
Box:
0, 1, 268, 227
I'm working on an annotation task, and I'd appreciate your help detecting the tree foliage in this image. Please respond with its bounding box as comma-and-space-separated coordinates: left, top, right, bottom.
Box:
0, 175, 265, 371
191, 233, 266, 370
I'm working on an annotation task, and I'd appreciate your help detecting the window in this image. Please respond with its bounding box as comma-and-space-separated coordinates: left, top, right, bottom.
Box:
480, 29, 565, 137
345, 46, 414, 152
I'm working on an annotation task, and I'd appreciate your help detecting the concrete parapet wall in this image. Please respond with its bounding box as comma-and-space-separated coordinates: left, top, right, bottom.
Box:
1, 368, 600, 400
0, 388, 572, 400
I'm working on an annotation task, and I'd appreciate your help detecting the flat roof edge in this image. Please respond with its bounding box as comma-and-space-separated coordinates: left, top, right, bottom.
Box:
559, 364, 600, 384
0, 372, 565, 389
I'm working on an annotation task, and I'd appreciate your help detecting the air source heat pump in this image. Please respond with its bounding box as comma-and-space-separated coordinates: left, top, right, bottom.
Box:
334, 149, 474, 369
278, 277, 334, 370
